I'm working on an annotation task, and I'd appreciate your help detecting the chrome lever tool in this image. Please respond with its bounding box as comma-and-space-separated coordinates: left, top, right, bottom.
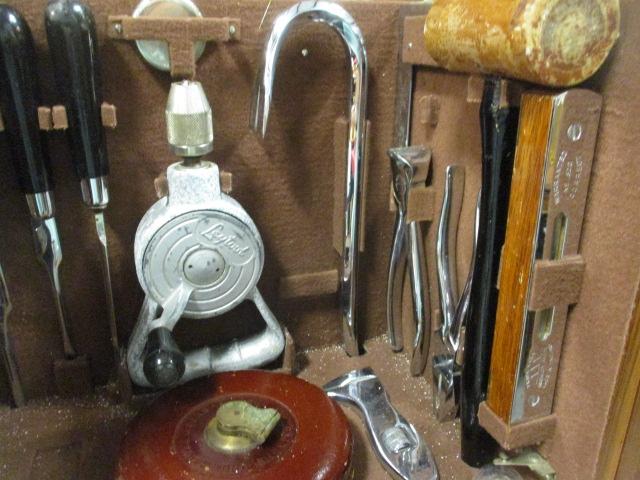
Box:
451, 191, 481, 365
436, 166, 464, 348
45, 0, 131, 400
324, 368, 438, 480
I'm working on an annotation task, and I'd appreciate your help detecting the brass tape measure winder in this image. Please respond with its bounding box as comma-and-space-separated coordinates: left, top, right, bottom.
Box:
127, 80, 285, 389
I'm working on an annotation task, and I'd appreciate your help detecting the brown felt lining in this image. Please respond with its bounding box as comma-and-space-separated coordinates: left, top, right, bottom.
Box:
529, 256, 586, 311
107, 15, 241, 78
418, 94, 441, 127
53, 356, 93, 398
402, 15, 437, 67
478, 401, 557, 450
37, 106, 53, 130
100, 103, 117, 128
279, 269, 339, 299
0, 1, 637, 479
51, 105, 68, 130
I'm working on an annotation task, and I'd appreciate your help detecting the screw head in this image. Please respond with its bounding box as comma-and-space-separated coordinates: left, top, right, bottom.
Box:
567, 123, 583, 142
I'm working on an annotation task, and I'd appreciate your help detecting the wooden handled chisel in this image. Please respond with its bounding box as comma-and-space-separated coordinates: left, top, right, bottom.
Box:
45, 0, 131, 400
0, 4, 91, 396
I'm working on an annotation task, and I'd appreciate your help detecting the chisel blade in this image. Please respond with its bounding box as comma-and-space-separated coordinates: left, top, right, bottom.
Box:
0, 263, 25, 407
32, 216, 76, 358
94, 211, 118, 353
94, 211, 131, 401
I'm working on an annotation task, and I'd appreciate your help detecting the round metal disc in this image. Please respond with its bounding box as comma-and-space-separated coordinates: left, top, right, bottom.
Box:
142, 210, 262, 318
132, 0, 206, 72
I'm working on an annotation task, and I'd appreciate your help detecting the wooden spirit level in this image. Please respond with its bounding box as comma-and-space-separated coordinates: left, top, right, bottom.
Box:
486, 89, 602, 427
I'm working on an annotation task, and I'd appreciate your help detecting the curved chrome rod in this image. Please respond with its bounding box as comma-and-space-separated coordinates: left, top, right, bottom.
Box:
252, 0, 368, 356
435, 165, 464, 351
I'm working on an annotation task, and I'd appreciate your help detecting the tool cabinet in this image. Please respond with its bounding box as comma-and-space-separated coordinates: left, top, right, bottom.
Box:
0, 0, 638, 478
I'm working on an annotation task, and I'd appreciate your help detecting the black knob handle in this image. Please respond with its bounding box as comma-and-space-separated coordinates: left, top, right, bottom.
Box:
44, 0, 108, 182
0, 5, 53, 195
143, 327, 186, 388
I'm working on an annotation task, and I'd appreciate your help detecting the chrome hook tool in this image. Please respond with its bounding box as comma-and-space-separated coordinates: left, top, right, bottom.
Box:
252, 0, 368, 356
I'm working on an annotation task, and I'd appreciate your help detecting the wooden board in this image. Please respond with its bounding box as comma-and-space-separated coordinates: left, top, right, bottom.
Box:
486, 94, 554, 421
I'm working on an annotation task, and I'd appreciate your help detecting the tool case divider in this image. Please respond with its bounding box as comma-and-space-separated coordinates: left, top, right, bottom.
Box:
478, 401, 557, 450
106, 15, 241, 78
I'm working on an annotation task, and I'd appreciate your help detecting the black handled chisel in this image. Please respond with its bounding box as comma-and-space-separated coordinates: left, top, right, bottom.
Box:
45, 0, 130, 399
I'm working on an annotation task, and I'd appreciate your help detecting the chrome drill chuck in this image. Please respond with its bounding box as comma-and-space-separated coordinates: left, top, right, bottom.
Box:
166, 80, 213, 157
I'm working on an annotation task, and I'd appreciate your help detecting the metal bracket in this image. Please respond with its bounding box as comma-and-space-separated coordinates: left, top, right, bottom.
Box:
107, 14, 240, 78
494, 451, 556, 480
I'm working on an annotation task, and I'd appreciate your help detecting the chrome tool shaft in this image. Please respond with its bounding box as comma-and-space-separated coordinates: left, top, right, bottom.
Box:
0, 263, 25, 406
386, 5, 432, 376
388, 147, 431, 376
32, 213, 76, 358
94, 211, 118, 356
